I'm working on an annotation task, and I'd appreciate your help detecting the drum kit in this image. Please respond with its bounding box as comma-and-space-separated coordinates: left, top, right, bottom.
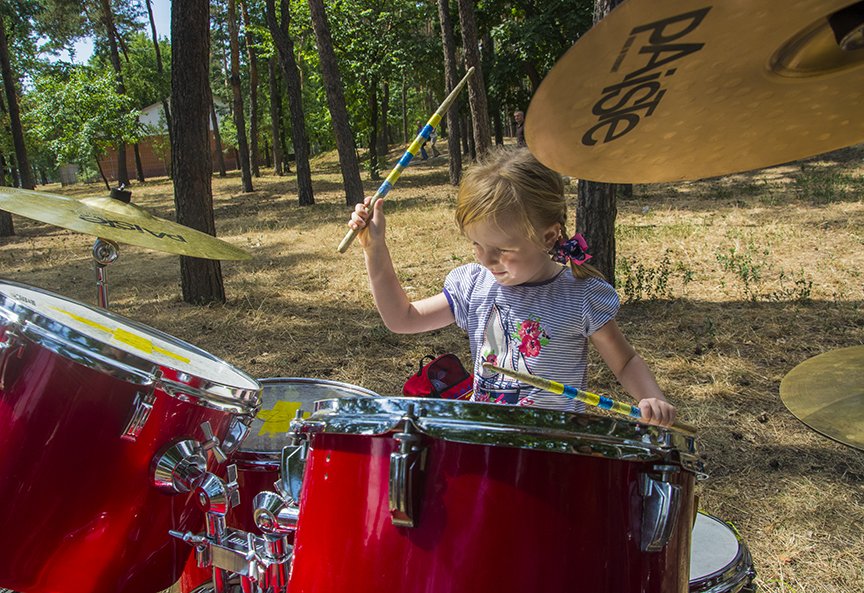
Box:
2, 0, 864, 591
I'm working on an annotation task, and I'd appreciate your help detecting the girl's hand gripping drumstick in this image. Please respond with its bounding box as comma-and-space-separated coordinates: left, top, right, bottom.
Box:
481, 362, 697, 435
337, 67, 475, 253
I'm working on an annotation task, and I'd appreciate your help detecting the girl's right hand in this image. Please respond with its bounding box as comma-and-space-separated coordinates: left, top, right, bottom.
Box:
348, 197, 386, 248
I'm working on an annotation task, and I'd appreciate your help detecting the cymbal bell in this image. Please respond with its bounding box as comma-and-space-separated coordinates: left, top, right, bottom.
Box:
780, 346, 864, 452
526, 0, 864, 183
0, 187, 251, 261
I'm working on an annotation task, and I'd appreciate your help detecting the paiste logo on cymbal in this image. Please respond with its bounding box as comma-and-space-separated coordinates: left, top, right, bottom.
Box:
77, 212, 189, 243
582, 6, 712, 147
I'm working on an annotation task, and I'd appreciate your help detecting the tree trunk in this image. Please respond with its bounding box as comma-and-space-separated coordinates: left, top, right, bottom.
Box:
455, 0, 491, 159
241, 0, 261, 177
0, 17, 33, 191
307, 0, 364, 206
268, 57, 285, 175
144, 0, 174, 159
437, 0, 462, 185
576, 0, 629, 286
210, 98, 227, 177
379, 81, 389, 161
266, 0, 314, 205
227, 0, 253, 192
99, 0, 129, 186
401, 77, 408, 143
461, 114, 470, 156
0, 152, 11, 236
95, 155, 111, 191
367, 80, 380, 181
133, 143, 146, 181
171, 0, 226, 304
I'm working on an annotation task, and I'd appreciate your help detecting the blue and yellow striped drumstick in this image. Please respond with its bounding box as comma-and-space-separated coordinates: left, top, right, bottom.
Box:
481, 362, 696, 434
337, 67, 475, 253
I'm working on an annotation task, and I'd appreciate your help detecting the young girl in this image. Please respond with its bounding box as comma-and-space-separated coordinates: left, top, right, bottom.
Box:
348, 148, 676, 426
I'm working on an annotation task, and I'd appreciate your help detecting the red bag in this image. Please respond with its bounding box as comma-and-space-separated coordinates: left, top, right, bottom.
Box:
402, 353, 474, 400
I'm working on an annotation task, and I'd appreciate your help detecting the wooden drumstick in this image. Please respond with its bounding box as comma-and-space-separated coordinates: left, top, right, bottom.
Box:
337, 67, 475, 254
481, 363, 697, 435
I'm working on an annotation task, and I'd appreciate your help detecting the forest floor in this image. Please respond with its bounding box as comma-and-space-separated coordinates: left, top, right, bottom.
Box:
3, 142, 864, 592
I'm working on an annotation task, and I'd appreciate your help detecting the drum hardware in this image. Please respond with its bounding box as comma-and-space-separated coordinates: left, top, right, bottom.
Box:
152, 421, 230, 493
170, 464, 293, 593
220, 415, 253, 456
120, 390, 156, 441
92, 238, 119, 308
389, 403, 428, 528
640, 464, 683, 552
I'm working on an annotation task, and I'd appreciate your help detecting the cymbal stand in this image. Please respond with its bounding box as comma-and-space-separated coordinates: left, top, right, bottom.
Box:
92, 186, 131, 309
92, 238, 119, 309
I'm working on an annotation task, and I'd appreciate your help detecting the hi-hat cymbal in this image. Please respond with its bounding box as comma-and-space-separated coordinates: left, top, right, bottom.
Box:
780, 346, 864, 451
526, 0, 864, 183
0, 187, 251, 261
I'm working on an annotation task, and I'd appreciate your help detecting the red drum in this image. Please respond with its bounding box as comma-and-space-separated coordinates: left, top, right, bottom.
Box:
0, 280, 260, 593
176, 378, 378, 593
689, 512, 756, 593
288, 397, 701, 593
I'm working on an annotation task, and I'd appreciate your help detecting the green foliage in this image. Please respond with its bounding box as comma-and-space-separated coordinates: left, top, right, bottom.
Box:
616, 251, 689, 302
793, 167, 862, 205
24, 66, 142, 167
715, 244, 765, 301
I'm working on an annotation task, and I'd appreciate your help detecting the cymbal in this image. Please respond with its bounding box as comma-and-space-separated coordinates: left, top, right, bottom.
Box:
780, 346, 864, 451
526, 0, 864, 183
0, 187, 251, 261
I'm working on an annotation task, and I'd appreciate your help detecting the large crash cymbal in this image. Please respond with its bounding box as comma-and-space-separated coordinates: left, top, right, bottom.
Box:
526, 0, 864, 183
780, 346, 864, 451
0, 187, 251, 261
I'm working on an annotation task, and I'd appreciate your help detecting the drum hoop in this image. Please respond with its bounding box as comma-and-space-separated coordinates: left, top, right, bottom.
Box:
690, 514, 757, 593
300, 396, 703, 469
258, 376, 380, 399
0, 282, 260, 415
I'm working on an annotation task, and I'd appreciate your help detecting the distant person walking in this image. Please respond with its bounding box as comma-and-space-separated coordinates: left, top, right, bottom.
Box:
514, 110, 526, 147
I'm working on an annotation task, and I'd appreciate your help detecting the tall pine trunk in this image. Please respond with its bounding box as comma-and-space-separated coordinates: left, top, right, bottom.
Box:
227, 0, 253, 192
0, 17, 33, 194
268, 57, 285, 176
307, 0, 364, 206
210, 98, 227, 177
576, 0, 629, 286
241, 0, 261, 177
437, 0, 462, 185
99, 0, 129, 185
171, 0, 225, 304
266, 0, 314, 205
456, 0, 491, 159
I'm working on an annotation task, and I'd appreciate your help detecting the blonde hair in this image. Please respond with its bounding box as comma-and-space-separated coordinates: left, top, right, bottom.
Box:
455, 148, 604, 280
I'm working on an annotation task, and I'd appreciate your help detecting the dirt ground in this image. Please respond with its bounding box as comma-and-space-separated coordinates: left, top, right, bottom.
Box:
2, 143, 863, 592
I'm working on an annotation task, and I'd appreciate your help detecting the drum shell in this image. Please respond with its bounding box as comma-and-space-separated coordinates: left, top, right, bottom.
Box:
289, 430, 696, 593
0, 329, 238, 593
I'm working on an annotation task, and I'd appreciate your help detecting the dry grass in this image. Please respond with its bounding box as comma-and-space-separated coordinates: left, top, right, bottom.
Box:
3, 143, 863, 592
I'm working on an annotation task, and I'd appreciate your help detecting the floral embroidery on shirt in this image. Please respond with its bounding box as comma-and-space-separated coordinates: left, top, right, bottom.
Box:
512, 317, 549, 358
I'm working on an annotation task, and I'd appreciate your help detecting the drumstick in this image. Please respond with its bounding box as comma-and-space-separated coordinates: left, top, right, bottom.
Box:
337, 67, 475, 253
481, 363, 697, 435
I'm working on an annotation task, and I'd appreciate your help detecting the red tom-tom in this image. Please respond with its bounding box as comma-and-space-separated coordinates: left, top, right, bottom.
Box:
0, 279, 260, 593
176, 378, 378, 593
287, 397, 702, 593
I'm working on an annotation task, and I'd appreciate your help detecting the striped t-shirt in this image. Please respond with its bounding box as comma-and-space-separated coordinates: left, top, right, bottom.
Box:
443, 263, 619, 412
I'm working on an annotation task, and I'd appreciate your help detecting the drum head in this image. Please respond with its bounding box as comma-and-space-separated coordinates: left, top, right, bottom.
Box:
690, 512, 755, 592
240, 378, 379, 454
0, 280, 259, 413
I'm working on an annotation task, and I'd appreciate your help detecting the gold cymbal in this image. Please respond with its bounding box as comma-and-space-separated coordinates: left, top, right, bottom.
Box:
0, 187, 251, 261
526, 0, 864, 183
780, 346, 864, 451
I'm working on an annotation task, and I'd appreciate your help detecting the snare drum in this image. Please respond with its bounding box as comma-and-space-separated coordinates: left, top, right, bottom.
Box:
690, 512, 756, 593
176, 378, 378, 593
287, 397, 702, 593
0, 280, 260, 593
